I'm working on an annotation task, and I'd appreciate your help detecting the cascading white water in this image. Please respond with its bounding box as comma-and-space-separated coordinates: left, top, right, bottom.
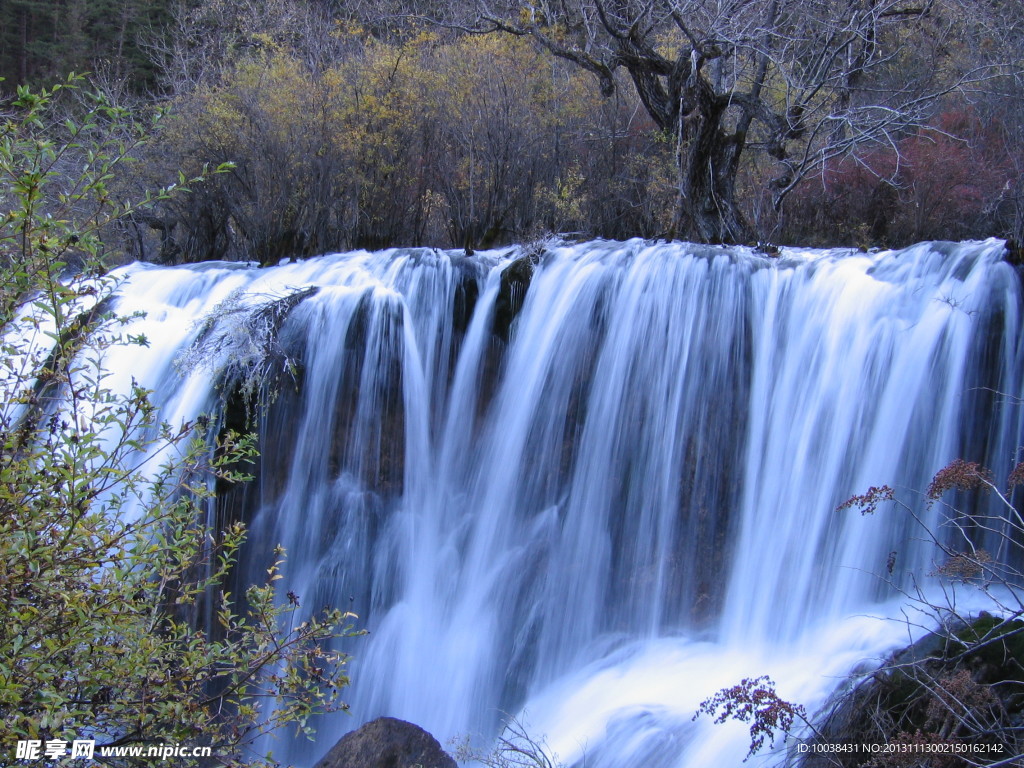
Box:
103, 239, 1022, 768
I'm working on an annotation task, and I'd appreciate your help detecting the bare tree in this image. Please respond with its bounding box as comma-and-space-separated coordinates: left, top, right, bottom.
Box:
148, 0, 344, 93
452, 0, 1011, 244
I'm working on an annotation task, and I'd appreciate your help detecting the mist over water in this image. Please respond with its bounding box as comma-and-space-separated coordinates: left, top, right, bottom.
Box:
107, 239, 1023, 767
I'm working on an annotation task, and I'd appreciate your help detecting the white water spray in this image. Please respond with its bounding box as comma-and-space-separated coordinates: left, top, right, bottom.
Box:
104, 239, 1022, 767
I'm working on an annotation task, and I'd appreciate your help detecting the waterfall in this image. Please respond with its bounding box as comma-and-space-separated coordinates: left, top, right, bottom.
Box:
106, 239, 1023, 767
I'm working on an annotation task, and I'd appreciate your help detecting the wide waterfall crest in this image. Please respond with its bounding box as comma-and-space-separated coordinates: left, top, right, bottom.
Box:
104, 239, 1022, 767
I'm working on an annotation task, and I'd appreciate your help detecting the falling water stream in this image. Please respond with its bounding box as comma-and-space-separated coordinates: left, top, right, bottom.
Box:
101, 239, 1022, 767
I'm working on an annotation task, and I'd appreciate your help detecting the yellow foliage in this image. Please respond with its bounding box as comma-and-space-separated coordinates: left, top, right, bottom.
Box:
152, 25, 656, 252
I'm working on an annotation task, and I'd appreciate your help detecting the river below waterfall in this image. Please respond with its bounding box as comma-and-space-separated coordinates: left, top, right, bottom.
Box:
103, 238, 1023, 767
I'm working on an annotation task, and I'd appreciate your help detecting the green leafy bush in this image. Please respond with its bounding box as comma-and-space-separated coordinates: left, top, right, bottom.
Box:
0, 76, 358, 766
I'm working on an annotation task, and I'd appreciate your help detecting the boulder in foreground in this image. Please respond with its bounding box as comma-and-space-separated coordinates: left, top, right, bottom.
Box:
314, 717, 457, 768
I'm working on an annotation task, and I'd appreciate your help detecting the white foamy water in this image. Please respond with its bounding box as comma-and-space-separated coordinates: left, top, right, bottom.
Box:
85, 239, 1022, 767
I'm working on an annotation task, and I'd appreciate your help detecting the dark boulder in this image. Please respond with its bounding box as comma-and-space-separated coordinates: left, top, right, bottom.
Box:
314, 717, 457, 768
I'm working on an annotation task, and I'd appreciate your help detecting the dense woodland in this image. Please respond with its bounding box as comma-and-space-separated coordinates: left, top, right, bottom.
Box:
2, 0, 1024, 261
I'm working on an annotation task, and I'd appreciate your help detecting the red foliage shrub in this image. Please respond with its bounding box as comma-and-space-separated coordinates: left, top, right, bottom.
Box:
773, 106, 1017, 246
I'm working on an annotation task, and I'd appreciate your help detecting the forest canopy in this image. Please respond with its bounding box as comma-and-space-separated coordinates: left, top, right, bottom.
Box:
1, 0, 1022, 258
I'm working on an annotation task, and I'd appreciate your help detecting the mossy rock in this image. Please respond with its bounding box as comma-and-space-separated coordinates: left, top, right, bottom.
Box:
949, 614, 1024, 666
